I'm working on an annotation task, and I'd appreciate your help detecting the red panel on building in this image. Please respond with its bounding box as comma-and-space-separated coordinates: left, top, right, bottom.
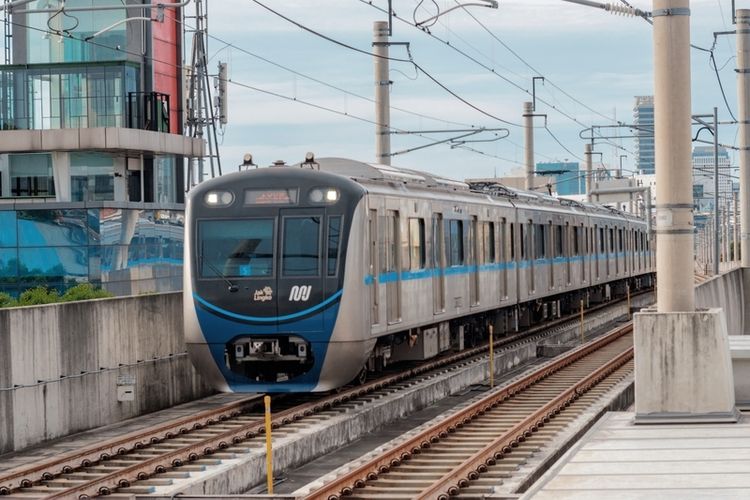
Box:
151, 7, 182, 134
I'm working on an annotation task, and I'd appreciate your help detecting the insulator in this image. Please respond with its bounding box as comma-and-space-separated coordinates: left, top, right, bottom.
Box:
606, 4, 638, 17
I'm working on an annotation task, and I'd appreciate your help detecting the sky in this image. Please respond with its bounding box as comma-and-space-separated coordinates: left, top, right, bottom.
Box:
199, 0, 741, 181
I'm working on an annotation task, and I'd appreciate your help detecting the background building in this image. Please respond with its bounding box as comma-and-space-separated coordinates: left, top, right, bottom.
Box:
535, 161, 584, 196
633, 96, 655, 174
0, 0, 202, 297
692, 146, 733, 213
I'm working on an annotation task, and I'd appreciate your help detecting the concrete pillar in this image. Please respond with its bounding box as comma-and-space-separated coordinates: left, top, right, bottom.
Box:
734, 191, 740, 262
737, 11, 750, 329
524, 102, 534, 191
634, 0, 737, 424
585, 143, 592, 202
653, 0, 694, 312
373, 21, 391, 166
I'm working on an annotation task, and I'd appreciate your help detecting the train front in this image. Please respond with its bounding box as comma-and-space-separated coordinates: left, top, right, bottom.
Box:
184, 165, 364, 392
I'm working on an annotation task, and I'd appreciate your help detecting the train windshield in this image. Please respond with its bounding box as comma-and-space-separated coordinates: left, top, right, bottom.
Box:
198, 219, 274, 278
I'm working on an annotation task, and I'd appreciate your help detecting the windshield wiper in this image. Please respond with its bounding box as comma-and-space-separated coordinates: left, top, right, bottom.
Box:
200, 242, 239, 293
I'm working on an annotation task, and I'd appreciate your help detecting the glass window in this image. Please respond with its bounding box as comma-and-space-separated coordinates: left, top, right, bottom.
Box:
199, 219, 274, 278
71, 152, 114, 201
609, 228, 615, 252
485, 222, 495, 263
510, 223, 515, 261
573, 226, 580, 256
18, 246, 88, 281
155, 155, 177, 204
408, 218, 426, 270
556, 225, 564, 257
535, 224, 546, 259
327, 216, 341, 277
0, 211, 17, 247
448, 220, 464, 266
8, 153, 55, 197
599, 227, 605, 253
17, 209, 88, 247
283, 216, 321, 277
0, 248, 18, 280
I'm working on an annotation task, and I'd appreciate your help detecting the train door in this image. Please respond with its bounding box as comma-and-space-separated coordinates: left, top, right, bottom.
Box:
500, 218, 507, 298
526, 221, 534, 293
565, 222, 571, 285
548, 221, 554, 290
368, 209, 379, 325
278, 208, 325, 330
470, 216, 480, 306
386, 210, 402, 324
432, 213, 445, 314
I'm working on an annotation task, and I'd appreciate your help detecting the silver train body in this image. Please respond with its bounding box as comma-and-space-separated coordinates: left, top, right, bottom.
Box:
184, 158, 654, 393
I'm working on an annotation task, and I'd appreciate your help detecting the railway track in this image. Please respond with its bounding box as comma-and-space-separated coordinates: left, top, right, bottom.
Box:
0, 294, 644, 499
301, 322, 634, 500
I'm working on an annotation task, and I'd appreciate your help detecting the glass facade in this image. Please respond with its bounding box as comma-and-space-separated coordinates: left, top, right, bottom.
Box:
0, 63, 138, 130
22, 0, 128, 65
0, 207, 183, 297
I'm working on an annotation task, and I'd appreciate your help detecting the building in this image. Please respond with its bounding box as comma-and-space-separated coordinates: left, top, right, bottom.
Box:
535, 161, 584, 196
692, 146, 733, 214
0, 1, 202, 297
633, 96, 655, 174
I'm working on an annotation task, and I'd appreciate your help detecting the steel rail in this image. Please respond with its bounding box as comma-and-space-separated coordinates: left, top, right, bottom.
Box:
303, 322, 633, 500
416, 346, 634, 499
2, 290, 647, 498
0, 394, 264, 493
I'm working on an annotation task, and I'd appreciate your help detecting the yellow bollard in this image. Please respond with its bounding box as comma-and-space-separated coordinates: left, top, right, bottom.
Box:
580, 299, 585, 344
264, 395, 273, 494
627, 284, 631, 319
489, 324, 494, 389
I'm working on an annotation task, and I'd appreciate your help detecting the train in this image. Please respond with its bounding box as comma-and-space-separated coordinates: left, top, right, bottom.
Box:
184, 157, 654, 393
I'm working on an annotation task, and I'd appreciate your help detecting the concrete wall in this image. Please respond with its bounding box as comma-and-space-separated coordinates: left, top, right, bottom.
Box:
695, 267, 745, 335
0, 292, 213, 454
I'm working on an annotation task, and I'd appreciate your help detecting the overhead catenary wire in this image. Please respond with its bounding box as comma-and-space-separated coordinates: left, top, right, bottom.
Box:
248, 0, 522, 127
357, 0, 633, 156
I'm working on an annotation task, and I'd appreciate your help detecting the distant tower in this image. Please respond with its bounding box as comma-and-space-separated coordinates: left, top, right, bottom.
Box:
633, 96, 655, 175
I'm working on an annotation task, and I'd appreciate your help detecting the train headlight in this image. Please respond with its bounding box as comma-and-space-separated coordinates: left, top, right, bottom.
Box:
309, 188, 339, 204
204, 190, 234, 207
325, 189, 339, 202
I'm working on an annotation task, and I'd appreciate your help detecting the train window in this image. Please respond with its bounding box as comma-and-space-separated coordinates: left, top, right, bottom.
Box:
510, 223, 516, 260
573, 226, 580, 256
619, 229, 624, 252
484, 222, 496, 263
198, 219, 274, 278
535, 224, 546, 259
500, 219, 507, 263
447, 220, 464, 266
282, 216, 321, 276
599, 227, 605, 253
327, 216, 341, 276
609, 228, 615, 252
387, 211, 399, 272
556, 225, 563, 257
409, 218, 426, 270
520, 223, 526, 259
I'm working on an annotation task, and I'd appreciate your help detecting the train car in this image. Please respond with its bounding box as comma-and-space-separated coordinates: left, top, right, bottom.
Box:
184, 157, 654, 393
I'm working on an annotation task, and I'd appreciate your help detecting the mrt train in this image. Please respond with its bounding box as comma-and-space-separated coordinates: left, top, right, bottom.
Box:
184, 157, 654, 393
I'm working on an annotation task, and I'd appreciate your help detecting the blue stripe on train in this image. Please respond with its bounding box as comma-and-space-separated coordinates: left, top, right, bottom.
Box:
365, 252, 650, 285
